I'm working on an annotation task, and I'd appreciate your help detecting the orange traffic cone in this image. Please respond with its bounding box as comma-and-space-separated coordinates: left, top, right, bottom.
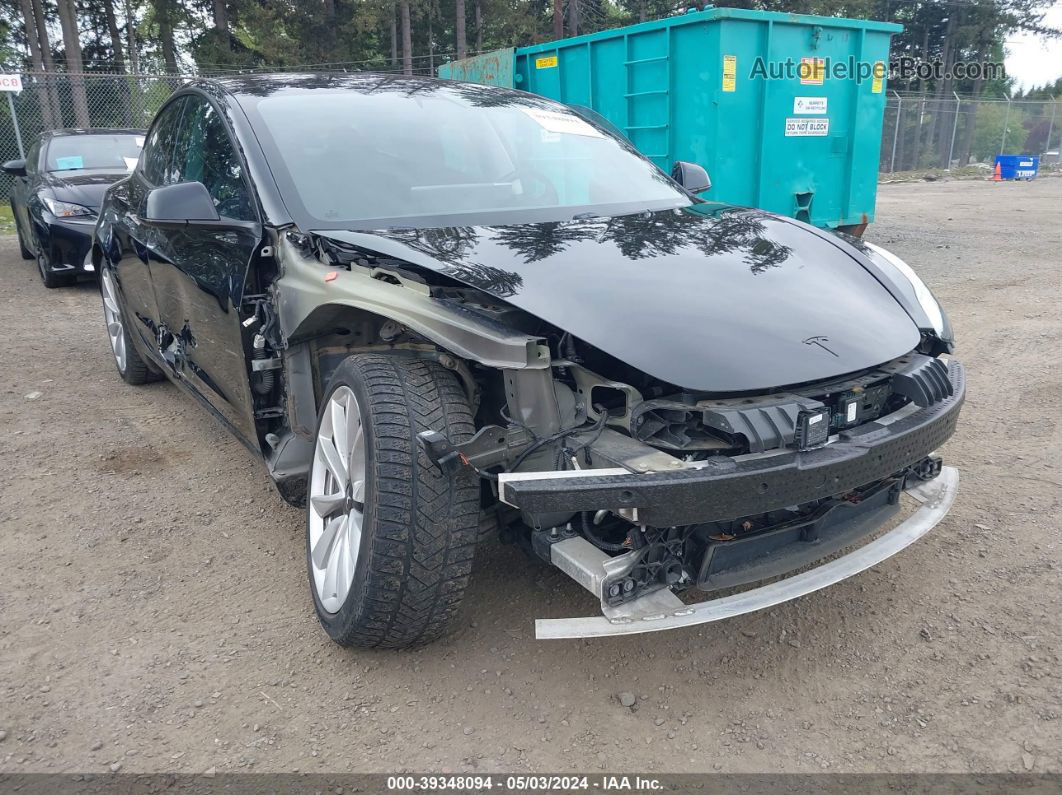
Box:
992, 161, 1003, 182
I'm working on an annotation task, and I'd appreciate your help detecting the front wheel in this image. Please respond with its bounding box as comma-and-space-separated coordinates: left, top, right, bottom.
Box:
307, 354, 479, 648
12, 204, 32, 260
37, 247, 75, 288
100, 266, 159, 385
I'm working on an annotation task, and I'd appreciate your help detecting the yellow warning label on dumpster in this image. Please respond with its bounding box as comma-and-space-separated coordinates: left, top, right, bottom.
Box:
722, 55, 737, 92
799, 57, 825, 85
535, 55, 558, 70
871, 60, 885, 93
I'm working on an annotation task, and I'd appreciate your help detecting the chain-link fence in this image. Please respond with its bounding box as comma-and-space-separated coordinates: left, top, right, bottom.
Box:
880, 93, 1062, 174
4, 72, 1061, 200
0, 71, 187, 200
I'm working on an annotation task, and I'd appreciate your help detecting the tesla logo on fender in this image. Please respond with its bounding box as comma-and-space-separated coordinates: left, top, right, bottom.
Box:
803, 336, 839, 357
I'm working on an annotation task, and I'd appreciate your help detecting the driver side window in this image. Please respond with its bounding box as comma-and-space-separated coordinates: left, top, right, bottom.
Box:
171, 97, 255, 221
141, 97, 187, 186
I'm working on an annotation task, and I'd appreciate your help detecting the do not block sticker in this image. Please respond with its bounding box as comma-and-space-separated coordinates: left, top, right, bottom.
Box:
784, 117, 830, 137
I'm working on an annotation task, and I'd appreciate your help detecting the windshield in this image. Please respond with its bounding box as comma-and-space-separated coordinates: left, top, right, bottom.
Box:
249, 85, 690, 228
46, 134, 144, 172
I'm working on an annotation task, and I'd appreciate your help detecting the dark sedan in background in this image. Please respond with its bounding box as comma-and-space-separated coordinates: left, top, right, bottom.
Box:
4, 128, 145, 287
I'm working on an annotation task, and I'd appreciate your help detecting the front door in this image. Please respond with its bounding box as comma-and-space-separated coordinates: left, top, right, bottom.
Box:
148, 94, 263, 445
106, 97, 189, 358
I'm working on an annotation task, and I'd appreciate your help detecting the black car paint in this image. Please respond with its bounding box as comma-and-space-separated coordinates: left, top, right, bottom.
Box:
311, 205, 923, 393
96, 73, 942, 464
98, 90, 264, 448
7, 128, 145, 277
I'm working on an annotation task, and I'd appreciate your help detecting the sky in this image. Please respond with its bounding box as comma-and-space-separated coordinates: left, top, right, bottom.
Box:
1004, 1, 1062, 91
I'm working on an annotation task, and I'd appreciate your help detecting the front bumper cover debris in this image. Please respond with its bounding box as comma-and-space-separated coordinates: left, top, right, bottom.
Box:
500, 360, 965, 527
535, 466, 959, 640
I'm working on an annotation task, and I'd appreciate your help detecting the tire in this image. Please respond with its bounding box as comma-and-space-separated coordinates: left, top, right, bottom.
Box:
37, 247, 75, 288
100, 265, 159, 385
12, 204, 32, 260
307, 354, 480, 648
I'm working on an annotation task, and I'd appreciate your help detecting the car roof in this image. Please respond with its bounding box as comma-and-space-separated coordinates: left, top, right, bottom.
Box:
45, 127, 147, 138
190, 71, 535, 106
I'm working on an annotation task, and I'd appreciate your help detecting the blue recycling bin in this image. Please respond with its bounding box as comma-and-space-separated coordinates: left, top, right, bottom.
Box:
995, 155, 1039, 180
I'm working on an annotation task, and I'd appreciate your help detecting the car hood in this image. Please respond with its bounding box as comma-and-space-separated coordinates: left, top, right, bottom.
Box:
45, 170, 131, 210
313, 204, 923, 393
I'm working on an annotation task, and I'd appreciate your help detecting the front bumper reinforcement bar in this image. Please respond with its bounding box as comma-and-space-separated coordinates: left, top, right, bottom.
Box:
502, 361, 964, 527
535, 466, 959, 640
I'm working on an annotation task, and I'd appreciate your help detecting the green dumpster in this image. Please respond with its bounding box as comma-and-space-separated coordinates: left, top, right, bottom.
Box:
438, 9, 901, 230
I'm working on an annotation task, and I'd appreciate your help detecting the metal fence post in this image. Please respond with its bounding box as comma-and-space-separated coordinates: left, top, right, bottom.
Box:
1045, 101, 1056, 158
6, 91, 25, 158
999, 96, 1011, 156
890, 90, 901, 173
947, 91, 960, 170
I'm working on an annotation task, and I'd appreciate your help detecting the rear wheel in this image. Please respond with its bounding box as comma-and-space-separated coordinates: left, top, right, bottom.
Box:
100, 266, 158, 385
37, 247, 75, 288
307, 354, 479, 648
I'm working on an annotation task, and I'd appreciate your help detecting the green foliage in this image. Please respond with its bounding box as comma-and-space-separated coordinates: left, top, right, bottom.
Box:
0, 0, 1057, 90
969, 101, 1034, 160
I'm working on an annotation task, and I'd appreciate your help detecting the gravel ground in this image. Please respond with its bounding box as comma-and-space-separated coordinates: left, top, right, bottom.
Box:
1, 177, 1060, 776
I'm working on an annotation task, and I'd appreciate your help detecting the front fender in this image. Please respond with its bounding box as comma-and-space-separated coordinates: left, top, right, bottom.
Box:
275, 233, 548, 371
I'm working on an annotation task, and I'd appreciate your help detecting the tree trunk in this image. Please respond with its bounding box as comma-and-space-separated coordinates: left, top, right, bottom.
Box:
957, 73, 984, 166
160, 22, 178, 73
213, 0, 230, 48
126, 0, 139, 74
101, 0, 134, 124
553, 0, 563, 38
567, 0, 579, 38
427, 0, 434, 73
30, 0, 63, 126
57, 0, 91, 127
390, 4, 398, 67
929, 10, 959, 167
154, 0, 179, 73
18, 0, 56, 127
455, 0, 467, 59
102, 0, 127, 71
474, 0, 482, 52
639, 0, 646, 23
400, 0, 412, 75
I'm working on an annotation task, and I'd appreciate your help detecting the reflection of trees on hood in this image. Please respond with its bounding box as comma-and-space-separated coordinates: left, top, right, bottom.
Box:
437, 261, 524, 298
391, 226, 479, 265
488, 207, 792, 275
490, 221, 599, 264
382, 226, 524, 298
689, 210, 793, 274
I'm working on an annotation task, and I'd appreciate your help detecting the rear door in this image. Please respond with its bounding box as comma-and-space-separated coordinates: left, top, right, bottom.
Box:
148, 93, 263, 444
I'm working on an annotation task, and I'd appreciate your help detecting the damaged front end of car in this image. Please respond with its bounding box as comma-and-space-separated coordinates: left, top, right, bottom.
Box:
260, 210, 964, 640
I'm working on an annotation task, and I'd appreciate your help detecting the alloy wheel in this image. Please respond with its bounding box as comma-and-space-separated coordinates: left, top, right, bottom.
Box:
308, 385, 368, 613
101, 269, 127, 373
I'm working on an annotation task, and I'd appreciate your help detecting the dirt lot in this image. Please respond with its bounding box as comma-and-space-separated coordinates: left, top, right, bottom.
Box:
1, 177, 1060, 776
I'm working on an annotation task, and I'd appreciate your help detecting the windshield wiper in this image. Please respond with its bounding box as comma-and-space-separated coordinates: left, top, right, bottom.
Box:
571, 211, 600, 220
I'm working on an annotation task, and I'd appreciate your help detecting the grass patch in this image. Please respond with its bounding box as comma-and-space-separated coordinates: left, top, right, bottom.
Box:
0, 204, 14, 236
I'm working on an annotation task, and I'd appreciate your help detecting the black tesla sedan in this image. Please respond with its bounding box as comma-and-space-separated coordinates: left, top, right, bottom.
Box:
4, 128, 145, 287
93, 74, 961, 647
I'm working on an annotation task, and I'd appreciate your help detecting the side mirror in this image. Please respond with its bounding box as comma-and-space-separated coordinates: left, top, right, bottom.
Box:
2, 159, 27, 177
671, 161, 711, 194
144, 181, 219, 224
